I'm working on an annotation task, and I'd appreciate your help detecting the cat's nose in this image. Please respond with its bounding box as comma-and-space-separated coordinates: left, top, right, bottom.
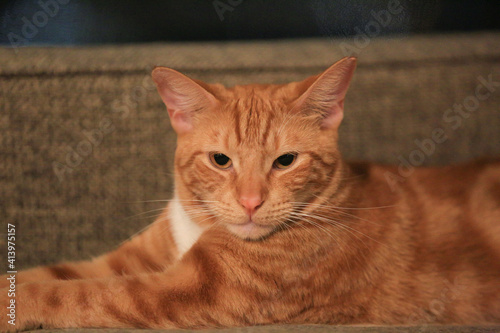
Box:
239, 195, 263, 217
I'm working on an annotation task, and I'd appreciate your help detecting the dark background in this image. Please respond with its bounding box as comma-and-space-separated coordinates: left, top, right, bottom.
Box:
0, 0, 499, 46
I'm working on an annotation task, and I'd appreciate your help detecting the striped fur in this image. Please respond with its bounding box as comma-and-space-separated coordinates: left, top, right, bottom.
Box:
1, 57, 499, 331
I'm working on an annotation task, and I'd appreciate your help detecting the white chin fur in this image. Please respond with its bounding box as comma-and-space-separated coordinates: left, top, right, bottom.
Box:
226, 222, 275, 240
169, 197, 204, 258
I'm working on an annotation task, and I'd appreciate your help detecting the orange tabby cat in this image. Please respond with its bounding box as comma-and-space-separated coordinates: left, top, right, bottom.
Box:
1, 57, 500, 332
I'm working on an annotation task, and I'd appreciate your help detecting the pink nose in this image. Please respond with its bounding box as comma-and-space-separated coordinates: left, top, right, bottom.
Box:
239, 195, 263, 216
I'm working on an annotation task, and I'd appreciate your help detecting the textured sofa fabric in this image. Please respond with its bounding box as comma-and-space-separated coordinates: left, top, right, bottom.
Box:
1, 32, 500, 332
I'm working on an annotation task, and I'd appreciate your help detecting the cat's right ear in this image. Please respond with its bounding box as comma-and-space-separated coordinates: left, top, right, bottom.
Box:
152, 67, 218, 134
293, 57, 357, 130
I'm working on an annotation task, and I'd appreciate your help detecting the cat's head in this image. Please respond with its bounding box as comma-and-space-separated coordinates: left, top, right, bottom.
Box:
152, 57, 356, 240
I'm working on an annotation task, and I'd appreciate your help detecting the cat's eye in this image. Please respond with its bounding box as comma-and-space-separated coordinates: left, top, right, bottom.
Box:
209, 152, 232, 169
273, 153, 297, 169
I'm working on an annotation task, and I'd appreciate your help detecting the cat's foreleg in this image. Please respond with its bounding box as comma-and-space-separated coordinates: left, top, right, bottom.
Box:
1, 206, 179, 287
0, 244, 247, 332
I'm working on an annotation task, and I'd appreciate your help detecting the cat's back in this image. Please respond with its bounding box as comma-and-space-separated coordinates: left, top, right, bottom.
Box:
367, 158, 500, 242
366, 158, 500, 204
409, 158, 500, 253
353, 160, 500, 322
352, 159, 500, 267
409, 158, 500, 194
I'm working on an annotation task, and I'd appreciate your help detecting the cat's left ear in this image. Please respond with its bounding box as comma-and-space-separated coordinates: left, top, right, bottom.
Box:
152, 67, 218, 134
294, 57, 357, 130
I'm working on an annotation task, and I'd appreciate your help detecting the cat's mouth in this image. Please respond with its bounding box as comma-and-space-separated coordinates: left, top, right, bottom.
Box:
226, 220, 276, 240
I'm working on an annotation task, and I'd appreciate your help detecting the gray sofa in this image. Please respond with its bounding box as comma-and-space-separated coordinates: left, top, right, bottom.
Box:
1, 32, 500, 332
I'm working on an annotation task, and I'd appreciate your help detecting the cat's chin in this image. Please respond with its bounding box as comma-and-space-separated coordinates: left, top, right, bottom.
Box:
226, 221, 276, 240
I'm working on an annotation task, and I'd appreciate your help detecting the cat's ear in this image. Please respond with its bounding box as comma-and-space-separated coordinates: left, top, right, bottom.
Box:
152, 67, 218, 134
294, 57, 357, 130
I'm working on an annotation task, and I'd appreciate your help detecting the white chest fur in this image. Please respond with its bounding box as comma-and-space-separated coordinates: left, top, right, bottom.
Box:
169, 197, 205, 258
